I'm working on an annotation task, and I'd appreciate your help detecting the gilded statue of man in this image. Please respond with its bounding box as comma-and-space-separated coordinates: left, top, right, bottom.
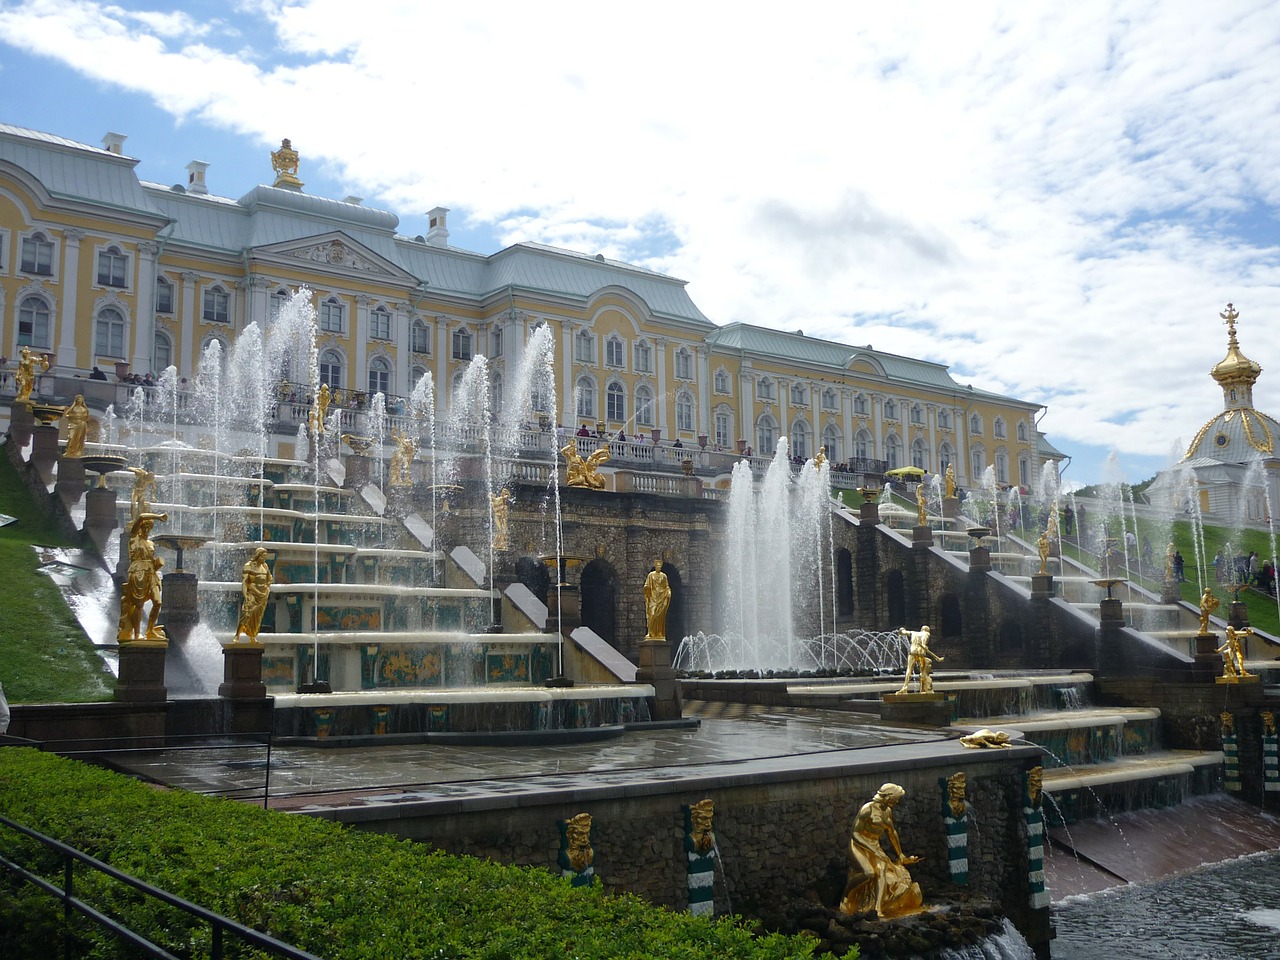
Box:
1198, 587, 1220, 635
310, 383, 331, 439
118, 512, 168, 643
390, 430, 417, 487
644, 559, 672, 640
897, 625, 942, 694
126, 466, 157, 523
490, 488, 513, 550
234, 547, 273, 643
14, 346, 49, 404
839, 783, 924, 918
1037, 530, 1051, 575
561, 440, 609, 490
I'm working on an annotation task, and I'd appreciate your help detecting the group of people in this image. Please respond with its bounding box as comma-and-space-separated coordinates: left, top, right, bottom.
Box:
1214, 547, 1277, 595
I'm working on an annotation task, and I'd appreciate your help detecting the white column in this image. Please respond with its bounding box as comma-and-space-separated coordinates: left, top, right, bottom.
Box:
131, 240, 158, 374
927, 404, 937, 473
810, 383, 821, 457
354, 295, 369, 396
180, 271, 198, 378
561, 322, 575, 425
55, 228, 84, 372
777, 380, 789, 449
655, 338, 668, 433
872, 395, 882, 459
435, 317, 449, 411
738, 369, 753, 448
248, 276, 270, 329
394, 306, 410, 399
697, 347, 711, 437
842, 390, 853, 464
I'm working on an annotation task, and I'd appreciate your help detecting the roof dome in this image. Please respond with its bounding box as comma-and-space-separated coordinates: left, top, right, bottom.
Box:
1211, 303, 1261, 389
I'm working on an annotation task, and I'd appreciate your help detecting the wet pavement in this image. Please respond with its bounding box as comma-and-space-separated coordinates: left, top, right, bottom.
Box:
107, 701, 944, 813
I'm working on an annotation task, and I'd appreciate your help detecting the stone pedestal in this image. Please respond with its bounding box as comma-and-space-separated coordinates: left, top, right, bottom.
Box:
636, 638, 682, 720
219, 643, 267, 699
1030, 573, 1054, 598
30, 424, 60, 484
547, 584, 581, 634
116, 641, 168, 703
9, 401, 33, 447
1098, 597, 1124, 625
912, 525, 933, 547
84, 486, 119, 554
882, 691, 950, 726
1160, 578, 1181, 604
343, 453, 371, 491
55, 456, 87, 504
941, 496, 959, 520
968, 545, 991, 572
1216, 673, 1262, 685
859, 501, 880, 523
1228, 601, 1249, 629
1194, 632, 1219, 657
159, 572, 199, 645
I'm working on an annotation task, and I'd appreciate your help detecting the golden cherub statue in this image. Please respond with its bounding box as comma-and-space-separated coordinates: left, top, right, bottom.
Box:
813, 447, 827, 469
839, 783, 924, 919
14, 346, 50, 404
234, 547, 273, 643
389, 430, 417, 487
118, 512, 168, 643
561, 441, 610, 490
897, 625, 942, 694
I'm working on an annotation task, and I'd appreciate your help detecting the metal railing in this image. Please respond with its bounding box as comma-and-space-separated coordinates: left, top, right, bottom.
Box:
0, 813, 325, 960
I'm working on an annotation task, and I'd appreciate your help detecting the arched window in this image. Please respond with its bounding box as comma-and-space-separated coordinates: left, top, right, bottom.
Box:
791, 419, 810, 460
714, 368, 730, 394
674, 347, 693, 380
153, 330, 172, 373
268, 287, 289, 323
971, 444, 985, 478
714, 407, 733, 450
911, 438, 928, 470
939, 442, 955, 475
319, 296, 344, 333
635, 385, 655, 426
910, 404, 924, 425
17, 296, 51, 349
756, 414, 777, 455
530, 385, 549, 414
97, 245, 128, 287
369, 306, 392, 341
576, 376, 596, 419
1019, 456, 1030, 487
368, 357, 391, 396
634, 340, 652, 373
606, 382, 625, 422
411, 319, 431, 354
319, 349, 343, 388
203, 285, 229, 324
995, 450, 1008, 484
574, 328, 595, 363
969, 413, 983, 435
1017, 421, 1028, 442
489, 373, 503, 414
822, 424, 843, 462
884, 434, 902, 469
95, 307, 126, 358
411, 366, 427, 392
993, 417, 1006, 439
155, 276, 174, 315
855, 429, 873, 461
676, 390, 694, 432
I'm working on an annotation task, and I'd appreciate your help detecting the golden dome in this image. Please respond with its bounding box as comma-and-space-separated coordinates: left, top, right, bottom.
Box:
1211, 303, 1261, 388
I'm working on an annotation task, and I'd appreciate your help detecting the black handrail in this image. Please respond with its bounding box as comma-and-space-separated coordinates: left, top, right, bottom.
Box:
0, 813, 325, 960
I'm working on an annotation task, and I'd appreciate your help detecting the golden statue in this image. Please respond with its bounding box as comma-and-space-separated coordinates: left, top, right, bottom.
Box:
688, 799, 715, 854
63, 394, 91, 458
14, 346, 49, 404
644, 559, 672, 640
1198, 587, 1220, 635
839, 783, 924, 919
310, 383, 331, 438
117, 512, 168, 643
1037, 530, 1051, 575
1217, 625, 1254, 680
813, 447, 827, 469
1221, 712, 1235, 737
490, 487, 513, 550
959, 728, 1012, 749
944, 464, 957, 499
1027, 766, 1043, 807
946, 772, 967, 819
389, 430, 417, 487
270, 138, 303, 189
1262, 711, 1276, 737
233, 547, 273, 644
915, 482, 927, 526
126, 466, 157, 523
561, 440, 610, 490
897, 625, 942, 695
564, 813, 594, 873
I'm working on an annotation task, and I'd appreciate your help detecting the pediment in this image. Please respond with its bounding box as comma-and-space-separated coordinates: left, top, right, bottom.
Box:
253, 232, 416, 284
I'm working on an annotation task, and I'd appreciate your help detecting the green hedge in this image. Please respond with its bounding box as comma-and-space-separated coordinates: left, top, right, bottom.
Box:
0, 749, 842, 959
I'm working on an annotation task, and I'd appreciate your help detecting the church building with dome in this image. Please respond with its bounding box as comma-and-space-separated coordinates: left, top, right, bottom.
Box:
1161, 303, 1280, 522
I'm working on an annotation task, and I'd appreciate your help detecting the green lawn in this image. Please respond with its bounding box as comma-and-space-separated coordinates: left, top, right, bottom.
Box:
0, 448, 114, 704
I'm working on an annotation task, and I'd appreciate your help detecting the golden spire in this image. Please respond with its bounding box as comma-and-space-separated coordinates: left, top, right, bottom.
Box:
271, 138, 303, 190
1210, 302, 1261, 392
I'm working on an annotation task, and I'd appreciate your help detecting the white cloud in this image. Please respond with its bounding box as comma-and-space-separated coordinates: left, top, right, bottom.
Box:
2, 0, 1280, 479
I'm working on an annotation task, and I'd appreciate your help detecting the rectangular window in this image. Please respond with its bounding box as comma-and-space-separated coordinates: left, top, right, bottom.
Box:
606, 386, 625, 421
452, 329, 473, 360
491, 327, 503, 358
369, 309, 391, 341
606, 338, 624, 368
319, 299, 344, 333
634, 343, 652, 373
574, 333, 595, 363
412, 322, 431, 354
97, 249, 128, 287
20, 236, 53, 275
714, 413, 731, 449
676, 397, 693, 432
156, 279, 174, 314
675, 350, 692, 379
203, 288, 229, 324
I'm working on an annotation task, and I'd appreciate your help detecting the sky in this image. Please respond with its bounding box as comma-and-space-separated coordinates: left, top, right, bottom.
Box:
2, 1, 1280, 488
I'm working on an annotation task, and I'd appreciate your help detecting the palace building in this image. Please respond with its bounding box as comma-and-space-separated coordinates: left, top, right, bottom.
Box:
0, 122, 1059, 489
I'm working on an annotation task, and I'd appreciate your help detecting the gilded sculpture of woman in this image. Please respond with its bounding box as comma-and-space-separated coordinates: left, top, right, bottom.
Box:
14, 346, 49, 404
63, 394, 91, 459
117, 512, 168, 643
310, 383, 331, 438
915, 482, 928, 526
644, 559, 672, 640
234, 547, 273, 643
944, 464, 957, 499
840, 782, 924, 918
490, 487, 513, 550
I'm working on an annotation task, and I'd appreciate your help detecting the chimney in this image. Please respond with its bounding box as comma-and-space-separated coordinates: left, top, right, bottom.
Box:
186, 160, 210, 195
102, 132, 127, 155
343, 196, 363, 205
426, 206, 450, 247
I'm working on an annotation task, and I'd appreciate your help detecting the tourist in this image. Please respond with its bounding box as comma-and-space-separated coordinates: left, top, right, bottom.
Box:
1063, 504, 1075, 535
1249, 550, 1259, 586
577, 424, 590, 437
1174, 550, 1185, 582
673, 438, 682, 449
616, 430, 626, 442
89, 365, 108, 381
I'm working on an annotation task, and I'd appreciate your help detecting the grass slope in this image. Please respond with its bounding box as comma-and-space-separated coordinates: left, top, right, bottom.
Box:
0, 447, 113, 703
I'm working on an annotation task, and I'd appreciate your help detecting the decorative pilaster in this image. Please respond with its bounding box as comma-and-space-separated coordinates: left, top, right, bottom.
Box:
180, 271, 199, 377
131, 240, 159, 374
55, 228, 84, 372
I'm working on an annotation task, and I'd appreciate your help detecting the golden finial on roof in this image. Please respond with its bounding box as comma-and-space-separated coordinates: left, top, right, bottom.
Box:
1211, 301, 1261, 390
271, 138, 303, 190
